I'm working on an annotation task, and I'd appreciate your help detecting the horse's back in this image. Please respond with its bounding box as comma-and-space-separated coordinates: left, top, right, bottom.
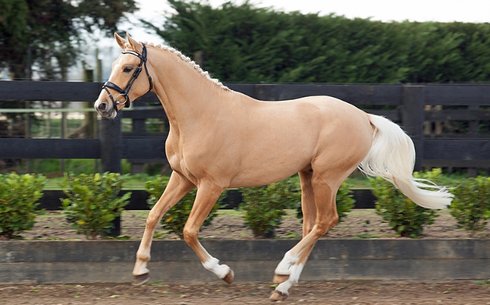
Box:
253, 95, 372, 139
222, 94, 373, 187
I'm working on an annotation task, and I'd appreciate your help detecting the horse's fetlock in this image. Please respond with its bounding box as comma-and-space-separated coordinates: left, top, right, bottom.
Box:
136, 251, 150, 262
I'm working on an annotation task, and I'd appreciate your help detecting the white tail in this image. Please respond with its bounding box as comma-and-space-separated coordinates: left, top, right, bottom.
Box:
358, 115, 453, 209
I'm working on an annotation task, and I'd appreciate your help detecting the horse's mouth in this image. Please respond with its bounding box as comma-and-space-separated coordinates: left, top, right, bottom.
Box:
99, 109, 118, 119
94, 101, 118, 119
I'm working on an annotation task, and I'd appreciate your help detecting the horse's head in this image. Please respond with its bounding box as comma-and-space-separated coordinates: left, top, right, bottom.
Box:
94, 33, 153, 119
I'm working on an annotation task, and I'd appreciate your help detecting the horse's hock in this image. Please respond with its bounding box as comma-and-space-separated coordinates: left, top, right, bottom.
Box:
1, 239, 489, 284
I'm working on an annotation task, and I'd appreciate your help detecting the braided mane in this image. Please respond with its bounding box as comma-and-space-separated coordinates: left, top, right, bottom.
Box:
146, 42, 230, 91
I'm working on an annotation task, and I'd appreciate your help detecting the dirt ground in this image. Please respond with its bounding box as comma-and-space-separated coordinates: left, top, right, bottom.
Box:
22, 209, 490, 240
8, 210, 489, 304
1, 280, 489, 305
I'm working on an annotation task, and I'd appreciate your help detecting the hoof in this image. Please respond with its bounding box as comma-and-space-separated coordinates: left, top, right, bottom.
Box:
272, 274, 289, 284
222, 269, 234, 284
133, 273, 150, 286
270, 290, 288, 302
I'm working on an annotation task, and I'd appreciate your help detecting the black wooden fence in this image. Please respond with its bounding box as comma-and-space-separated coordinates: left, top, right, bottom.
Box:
1, 81, 488, 234
1, 81, 488, 170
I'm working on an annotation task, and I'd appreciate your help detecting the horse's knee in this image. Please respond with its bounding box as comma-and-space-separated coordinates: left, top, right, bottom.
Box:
145, 211, 160, 230
314, 214, 338, 236
313, 226, 327, 237
183, 226, 198, 244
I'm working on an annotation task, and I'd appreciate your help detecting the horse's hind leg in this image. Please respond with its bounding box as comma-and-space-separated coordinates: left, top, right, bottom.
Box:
299, 170, 317, 237
133, 171, 194, 284
273, 170, 315, 285
271, 172, 339, 301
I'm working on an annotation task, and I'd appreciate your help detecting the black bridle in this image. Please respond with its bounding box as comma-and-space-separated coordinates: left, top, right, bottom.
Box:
102, 44, 153, 110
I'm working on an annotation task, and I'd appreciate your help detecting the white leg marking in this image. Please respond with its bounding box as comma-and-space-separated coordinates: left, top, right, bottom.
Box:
202, 257, 231, 279
275, 251, 298, 275
275, 263, 304, 295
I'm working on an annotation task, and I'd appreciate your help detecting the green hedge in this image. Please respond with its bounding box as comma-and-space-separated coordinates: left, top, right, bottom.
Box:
370, 169, 448, 238
450, 176, 490, 232
0, 173, 45, 239
2, 172, 488, 240
241, 177, 300, 238
146, 0, 490, 83
61, 173, 130, 239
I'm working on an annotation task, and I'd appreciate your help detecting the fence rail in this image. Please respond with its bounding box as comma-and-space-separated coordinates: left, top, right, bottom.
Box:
38, 188, 376, 210
0, 81, 489, 171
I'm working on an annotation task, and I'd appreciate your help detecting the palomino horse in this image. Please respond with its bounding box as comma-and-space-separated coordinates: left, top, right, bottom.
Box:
94, 33, 453, 301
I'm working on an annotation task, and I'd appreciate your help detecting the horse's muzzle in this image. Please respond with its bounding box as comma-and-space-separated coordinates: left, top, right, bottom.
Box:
94, 100, 117, 119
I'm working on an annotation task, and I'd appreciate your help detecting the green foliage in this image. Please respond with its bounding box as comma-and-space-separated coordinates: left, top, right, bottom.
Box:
0, 0, 137, 79
145, 176, 218, 238
148, 1, 490, 83
0, 173, 45, 239
450, 176, 490, 232
370, 169, 445, 238
241, 177, 300, 238
296, 182, 355, 223
335, 182, 356, 222
61, 173, 130, 239
26, 159, 98, 175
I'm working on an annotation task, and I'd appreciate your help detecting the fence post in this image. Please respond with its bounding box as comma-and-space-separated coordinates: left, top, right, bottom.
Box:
99, 116, 122, 173
99, 116, 122, 236
402, 85, 425, 171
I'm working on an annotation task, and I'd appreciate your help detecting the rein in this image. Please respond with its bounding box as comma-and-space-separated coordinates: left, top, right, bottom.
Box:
102, 44, 153, 109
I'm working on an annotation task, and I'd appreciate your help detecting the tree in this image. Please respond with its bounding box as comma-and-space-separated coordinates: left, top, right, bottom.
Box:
0, 0, 137, 80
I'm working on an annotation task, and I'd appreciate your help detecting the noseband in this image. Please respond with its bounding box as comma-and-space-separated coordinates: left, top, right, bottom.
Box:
102, 44, 153, 109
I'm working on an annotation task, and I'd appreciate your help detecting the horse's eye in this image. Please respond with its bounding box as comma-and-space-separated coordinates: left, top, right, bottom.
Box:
123, 66, 133, 73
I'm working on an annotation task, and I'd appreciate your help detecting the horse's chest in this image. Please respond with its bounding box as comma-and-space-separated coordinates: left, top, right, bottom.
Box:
165, 137, 201, 183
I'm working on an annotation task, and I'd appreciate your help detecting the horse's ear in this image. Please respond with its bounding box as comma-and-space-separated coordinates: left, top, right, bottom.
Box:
126, 32, 142, 53
114, 32, 126, 49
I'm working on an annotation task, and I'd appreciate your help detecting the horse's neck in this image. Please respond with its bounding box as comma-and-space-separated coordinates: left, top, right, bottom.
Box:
150, 47, 233, 131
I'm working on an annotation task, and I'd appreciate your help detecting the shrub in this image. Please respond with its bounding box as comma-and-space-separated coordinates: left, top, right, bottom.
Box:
335, 182, 356, 222
450, 176, 490, 233
370, 169, 445, 238
0, 173, 45, 239
296, 181, 355, 223
241, 176, 300, 238
145, 176, 219, 238
61, 173, 130, 239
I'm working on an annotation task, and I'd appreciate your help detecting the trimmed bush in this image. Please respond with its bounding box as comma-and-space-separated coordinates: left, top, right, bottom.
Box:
370, 169, 445, 238
241, 177, 300, 238
145, 175, 219, 238
335, 182, 356, 222
61, 173, 130, 239
0, 173, 45, 239
450, 176, 490, 233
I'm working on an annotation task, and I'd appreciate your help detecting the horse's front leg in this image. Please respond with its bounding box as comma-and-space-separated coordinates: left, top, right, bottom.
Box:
133, 171, 194, 284
182, 181, 234, 283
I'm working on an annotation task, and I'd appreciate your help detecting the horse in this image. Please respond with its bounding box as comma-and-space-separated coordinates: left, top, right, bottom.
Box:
94, 33, 453, 301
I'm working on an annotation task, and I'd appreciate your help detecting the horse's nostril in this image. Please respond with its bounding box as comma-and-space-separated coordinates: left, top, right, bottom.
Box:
98, 102, 107, 111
